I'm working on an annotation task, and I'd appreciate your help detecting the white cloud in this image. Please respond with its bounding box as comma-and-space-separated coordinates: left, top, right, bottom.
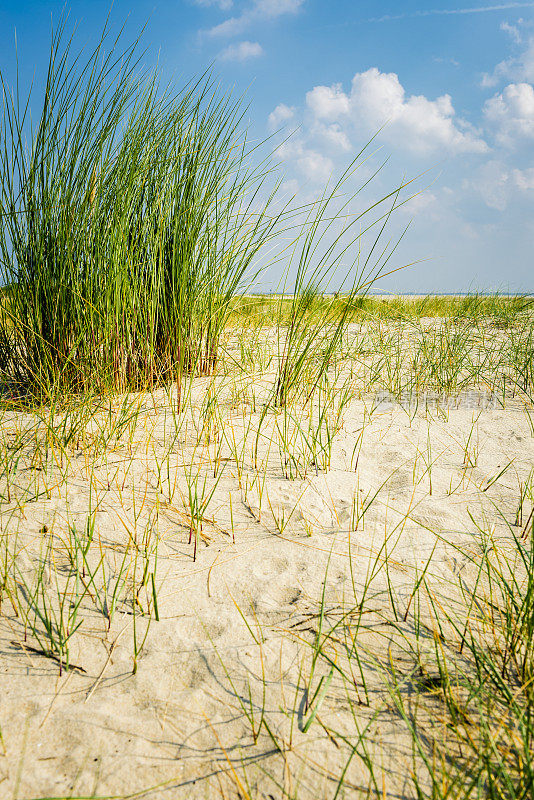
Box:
194, 0, 233, 9
303, 68, 487, 156
372, 4, 534, 23
513, 166, 534, 187
280, 178, 300, 197
314, 123, 352, 151
484, 82, 534, 143
296, 151, 334, 183
256, 0, 304, 17
468, 160, 512, 210
353, 69, 487, 154
500, 20, 523, 44
268, 103, 296, 130
219, 40, 263, 61
205, 0, 304, 38
482, 34, 534, 86
270, 67, 489, 186
306, 84, 350, 119
401, 190, 438, 216
275, 137, 334, 183
468, 159, 534, 209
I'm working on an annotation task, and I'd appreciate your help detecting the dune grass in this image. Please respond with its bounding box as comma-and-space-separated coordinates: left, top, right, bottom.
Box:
0, 18, 416, 407
0, 18, 285, 400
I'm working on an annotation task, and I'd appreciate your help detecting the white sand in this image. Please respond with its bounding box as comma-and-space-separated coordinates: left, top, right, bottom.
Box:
0, 345, 532, 798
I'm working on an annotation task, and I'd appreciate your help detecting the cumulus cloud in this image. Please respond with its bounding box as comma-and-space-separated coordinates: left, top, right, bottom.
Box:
219, 40, 263, 61
484, 82, 534, 143
268, 103, 296, 130
205, 0, 304, 38
304, 68, 487, 156
269, 67, 490, 185
306, 84, 350, 119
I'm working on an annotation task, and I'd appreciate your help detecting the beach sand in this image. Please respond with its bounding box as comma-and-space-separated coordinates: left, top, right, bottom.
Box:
0, 326, 532, 798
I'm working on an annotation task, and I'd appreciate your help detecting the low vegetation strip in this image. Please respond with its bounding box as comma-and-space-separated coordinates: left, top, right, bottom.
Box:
226, 293, 533, 326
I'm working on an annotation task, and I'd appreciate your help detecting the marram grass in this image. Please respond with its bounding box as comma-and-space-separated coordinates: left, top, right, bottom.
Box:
0, 19, 283, 401
0, 18, 419, 405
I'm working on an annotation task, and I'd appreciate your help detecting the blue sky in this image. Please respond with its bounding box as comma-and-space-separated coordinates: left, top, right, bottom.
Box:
1, 1, 533, 292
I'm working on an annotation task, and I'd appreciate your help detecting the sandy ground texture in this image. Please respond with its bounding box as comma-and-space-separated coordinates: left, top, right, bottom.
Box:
0, 356, 533, 799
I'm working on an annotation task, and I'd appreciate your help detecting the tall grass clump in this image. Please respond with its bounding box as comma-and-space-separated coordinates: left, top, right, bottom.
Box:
0, 19, 281, 401
0, 16, 420, 408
